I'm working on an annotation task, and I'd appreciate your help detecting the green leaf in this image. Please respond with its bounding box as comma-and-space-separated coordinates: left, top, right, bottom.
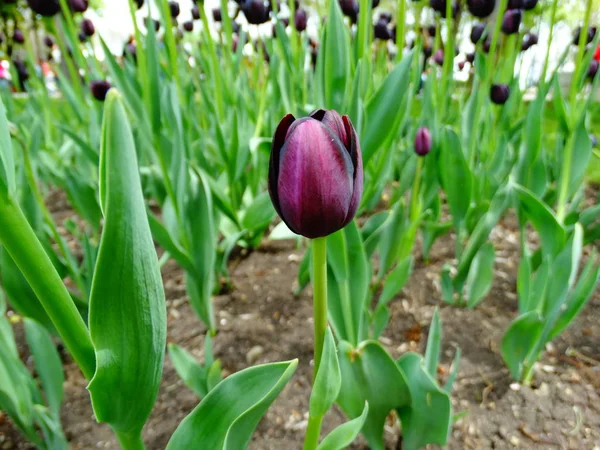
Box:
501, 311, 543, 380
89, 91, 167, 434
465, 242, 496, 308
337, 341, 411, 450
568, 121, 593, 196
0, 96, 15, 196
24, 319, 64, 417
424, 308, 441, 378
310, 328, 342, 418
439, 128, 472, 228
148, 213, 196, 273
241, 192, 276, 232
166, 360, 298, 450
444, 348, 461, 393
362, 51, 414, 164
378, 256, 413, 307
323, 0, 351, 111
317, 402, 369, 450
397, 353, 452, 449
168, 343, 212, 399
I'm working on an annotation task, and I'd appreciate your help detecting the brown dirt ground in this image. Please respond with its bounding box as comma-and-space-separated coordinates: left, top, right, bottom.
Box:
1, 196, 600, 450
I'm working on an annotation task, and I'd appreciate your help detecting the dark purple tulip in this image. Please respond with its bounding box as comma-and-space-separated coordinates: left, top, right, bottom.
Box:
482, 37, 491, 53
414, 127, 432, 156
90, 80, 111, 101
379, 12, 392, 24
339, 0, 359, 22
588, 60, 599, 80
430, 0, 459, 18
506, 0, 522, 9
466, 52, 475, 63
490, 84, 510, 105
13, 59, 29, 90
423, 45, 433, 59
13, 29, 24, 44
27, 0, 60, 16
69, 0, 88, 12
426, 24, 437, 37
81, 19, 95, 37
44, 36, 54, 48
135, 0, 144, 9
467, 0, 495, 18
433, 49, 444, 65
295, 9, 308, 31
573, 26, 596, 46
374, 20, 391, 40
213, 8, 222, 22
470, 23, 485, 44
169, 1, 180, 18
183, 21, 194, 32
521, 32, 538, 51
501, 9, 521, 35
372, 0, 380, 6
458, 60, 465, 71
242, 0, 271, 25
269, 110, 363, 239
523, 0, 537, 10
78, 31, 87, 42
191, 6, 200, 20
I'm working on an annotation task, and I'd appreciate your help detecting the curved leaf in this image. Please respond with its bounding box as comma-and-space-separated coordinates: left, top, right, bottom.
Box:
501, 311, 543, 380
317, 402, 369, 450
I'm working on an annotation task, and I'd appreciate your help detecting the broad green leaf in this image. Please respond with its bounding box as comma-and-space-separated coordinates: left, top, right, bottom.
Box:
362, 51, 414, 164
242, 192, 276, 232
323, 0, 350, 111
89, 91, 167, 434
501, 312, 543, 380
397, 353, 452, 449
310, 328, 341, 418
424, 308, 441, 378
166, 360, 298, 450
379, 256, 413, 307
317, 402, 369, 450
465, 242, 496, 308
24, 319, 64, 417
0, 96, 15, 195
337, 341, 411, 450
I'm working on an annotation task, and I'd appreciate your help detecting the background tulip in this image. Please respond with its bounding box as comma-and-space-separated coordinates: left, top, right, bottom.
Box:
470, 23, 486, 44
268, 110, 363, 239
242, 0, 271, 25
82, 19, 95, 37
523, 0, 538, 10
490, 83, 510, 104
90, 80, 111, 101
295, 9, 308, 32
502, 9, 521, 35
588, 60, 599, 79
169, 1, 180, 18
414, 127, 432, 156
467, 0, 495, 18
13, 29, 24, 44
27, 0, 60, 16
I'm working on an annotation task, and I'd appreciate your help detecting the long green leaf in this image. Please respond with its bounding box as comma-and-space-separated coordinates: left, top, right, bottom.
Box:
317, 402, 369, 450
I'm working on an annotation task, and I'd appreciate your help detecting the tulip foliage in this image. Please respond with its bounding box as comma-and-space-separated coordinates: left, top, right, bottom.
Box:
0, 0, 599, 449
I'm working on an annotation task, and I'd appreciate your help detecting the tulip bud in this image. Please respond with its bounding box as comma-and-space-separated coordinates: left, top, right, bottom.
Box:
426, 24, 437, 37
269, 110, 363, 239
482, 37, 491, 53
470, 23, 486, 44
242, 0, 271, 25
506, 0, 522, 9
372, 0, 380, 6
70, 0, 88, 12
523, 0, 537, 10
379, 12, 392, 24
13, 29, 24, 44
573, 26, 597, 46
135, 0, 144, 9
423, 45, 433, 59
212, 8, 222, 22
27, 0, 60, 16
339, 0, 359, 22
490, 84, 510, 105
295, 9, 308, 32
169, 1, 180, 18
458, 60, 465, 71
467, 0, 495, 18
521, 32, 538, 51
501, 9, 521, 35
44, 36, 54, 48
374, 20, 391, 40
430, 0, 459, 18
90, 80, 111, 101
191, 6, 200, 20
81, 19, 95, 37
588, 60, 599, 80
414, 127, 432, 156
466, 52, 475, 63
183, 21, 194, 32
433, 49, 444, 66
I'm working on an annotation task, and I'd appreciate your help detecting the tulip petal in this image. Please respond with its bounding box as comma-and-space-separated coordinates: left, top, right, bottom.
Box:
268, 114, 296, 218
314, 109, 350, 150
342, 115, 363, 224
277, 119, 354, 238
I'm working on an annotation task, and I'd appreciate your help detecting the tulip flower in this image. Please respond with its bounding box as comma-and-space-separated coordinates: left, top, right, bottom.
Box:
470, 23, 486, 44
13, 29, 24, 44
268, 110, 363, 239
90, 80, 111, 101
27, 0, 60, 16
573, 26, 596, 46
44, 36, 54, 48
588, 60, 599, 80
295, 9, 308, 32
490, 84, 510, 105
521, 33, 538, 51
135, 0, 144, 9
169, 1, 180, 18
339, 0, 359, 23
192, 6, 200, 20
213, 8, 222, 22
81, 19, 95, 37
506, 0, 522, 9
466, 52, 475, 63
374, 20, 392, 41
241, 0, 271, 25
183, 21, 194, 32
458, 60, 466, 71
414, 127, 432, 156
430, 0, 459, 18
467, 0, 495, 18
379, 12, 392, 24
13, 59, 28, 90
501, 9, 521, 35
373, 0, 380, 6
69, 0, 88, 12
523, 0, 537, 10
433, 49, 444, 66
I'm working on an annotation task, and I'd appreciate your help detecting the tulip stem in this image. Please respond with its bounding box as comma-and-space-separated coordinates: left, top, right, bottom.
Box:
302, 414, 324, 450
115, 430, 146, 450
311, 237, 328, 380
409, 157, 423, 222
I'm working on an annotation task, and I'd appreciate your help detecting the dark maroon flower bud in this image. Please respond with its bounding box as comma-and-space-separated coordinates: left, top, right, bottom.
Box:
90, 80, 111, 101
414, 127, 432, 156
573, 26, 596, 46
295, 9, 308, 31
13, 29, 24, 44
506, 0, 522, 9
339, 0, 359, 21
466, 52, 475, 63
467, 0, 495, 18
458, 60, 465, 71
78, 31, 87, 42
13, 59, 29, 90
169, 1, 180, 18
44, 36, 54, 48
69, 0, 88, 12
27, 0, 60, 16
372, 0, 380, 6
426, 24, 437, 37
191, 6, 200, 20
242, 0, 271, 25
81, 19, 95, 37
588, 60, 599, 80
269, 110, 363, 239
521, 32, 538, 51
433, 49, 444, 65
374, 20, 391, 40
135, 0, 144, 9
213, 8, 222, 21
183, 20, 194, 32
490, 83, 510, 105
501, 9, 521, 35
523, 0, 537, 10
423, 45, 433, 59
379, 12, 392, 23
470, 23, 486, 44
430, 0, 459, 18
482, 37, 491, 53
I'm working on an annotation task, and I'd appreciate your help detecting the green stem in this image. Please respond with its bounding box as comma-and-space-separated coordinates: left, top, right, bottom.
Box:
409, 157, 423, 221
115, 430, 146, 450
556, 129, 576, 222
395, 0, 406, 62
0, 194, 95, 380
539, 0, 558, 87
302, 414, 324, 450
356, 0, 371, 62
311, 237, 328, 379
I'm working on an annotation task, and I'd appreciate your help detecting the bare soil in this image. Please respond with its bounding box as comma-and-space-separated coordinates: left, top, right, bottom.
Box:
1, 197, 600, 450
